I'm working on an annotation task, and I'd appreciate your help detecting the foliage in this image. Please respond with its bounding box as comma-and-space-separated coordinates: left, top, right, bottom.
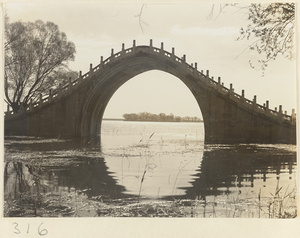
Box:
209, 3, 295, 71
123, 112, 202, 122
5, 19, 76, 112
238, 3, 295, 70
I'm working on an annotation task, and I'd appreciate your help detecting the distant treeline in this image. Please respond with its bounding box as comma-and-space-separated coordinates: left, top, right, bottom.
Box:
122, 112, 203, 122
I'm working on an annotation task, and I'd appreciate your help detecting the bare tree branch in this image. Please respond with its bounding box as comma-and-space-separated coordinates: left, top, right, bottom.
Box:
135, 4, 148, 35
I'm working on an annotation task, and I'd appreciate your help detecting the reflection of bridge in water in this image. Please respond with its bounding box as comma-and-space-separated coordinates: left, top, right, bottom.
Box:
4, 144, 296, 202
5, 40, 296, 144
183, 145, 296, 200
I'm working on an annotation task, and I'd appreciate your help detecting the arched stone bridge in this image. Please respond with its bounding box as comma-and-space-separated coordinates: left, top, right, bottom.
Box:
5, 40, 296, 144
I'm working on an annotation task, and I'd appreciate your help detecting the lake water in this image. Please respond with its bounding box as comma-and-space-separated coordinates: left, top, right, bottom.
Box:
4, 121, 297, 217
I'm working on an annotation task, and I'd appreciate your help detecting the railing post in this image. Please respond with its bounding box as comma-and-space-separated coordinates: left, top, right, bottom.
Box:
100, 56, 104, 69
89, 63, 93, 76
211, 76, 214, 86
193, 62, 198, 76
229, 83, 234, 98
160, 42, 164, 56
182, 54, 186, 62
253, 95, 257, 104
110, 49, 115, 62
206, 70, 210, 85
150, 39, 153, 48
39, 93, 43, 106
49, 89, 53, 100
68, 77, 72, 87
265, 100, 270, 115
291, 109, 296, 125
133, 40, 136, 53
217, 77, 221, 92
278, 105, 283, 120
79, 71, 83, 83
29, 99, 33, 110
240, 90, 245, 103
6, 104, 12, 115
252, 95, 257, 111
171, 47, 175, 59
58, 83, 62, 97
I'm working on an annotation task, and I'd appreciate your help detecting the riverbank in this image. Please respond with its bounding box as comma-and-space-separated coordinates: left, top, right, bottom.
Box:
4, 188, 296, 218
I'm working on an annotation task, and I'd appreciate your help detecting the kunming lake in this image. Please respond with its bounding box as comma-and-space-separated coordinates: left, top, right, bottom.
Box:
4, 120, 297, 218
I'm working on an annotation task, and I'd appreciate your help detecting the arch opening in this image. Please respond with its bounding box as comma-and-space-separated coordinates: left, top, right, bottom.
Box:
94, 70, 205, 144
78, 49, 212, 143
101, 70, 205, 148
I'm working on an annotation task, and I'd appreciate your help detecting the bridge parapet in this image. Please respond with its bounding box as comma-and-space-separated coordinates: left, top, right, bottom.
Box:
5, 39, 296, 126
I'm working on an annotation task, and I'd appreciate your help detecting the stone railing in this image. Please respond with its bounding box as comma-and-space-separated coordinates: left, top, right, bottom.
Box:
5, 39, 296, 125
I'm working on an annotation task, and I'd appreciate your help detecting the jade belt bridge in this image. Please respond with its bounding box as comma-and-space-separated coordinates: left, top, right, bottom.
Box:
5, 40, 296, 144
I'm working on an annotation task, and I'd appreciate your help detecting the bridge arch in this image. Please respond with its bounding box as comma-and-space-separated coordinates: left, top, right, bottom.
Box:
79, 48, 209, 141
5, 40, 296, 144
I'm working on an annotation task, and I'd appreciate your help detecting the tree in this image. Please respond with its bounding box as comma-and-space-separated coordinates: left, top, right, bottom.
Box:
208, 3, 295, 71
5, 19, 76, 113
238, 3, 295, 70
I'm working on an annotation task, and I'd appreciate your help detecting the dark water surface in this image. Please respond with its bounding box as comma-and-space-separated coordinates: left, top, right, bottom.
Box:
4, 121, 297, 217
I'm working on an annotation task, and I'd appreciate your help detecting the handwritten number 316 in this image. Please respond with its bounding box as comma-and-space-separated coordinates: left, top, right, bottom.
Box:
12, 222, 48, 236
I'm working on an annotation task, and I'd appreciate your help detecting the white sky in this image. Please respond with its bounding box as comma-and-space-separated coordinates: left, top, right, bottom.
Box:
4, 2, 297, 119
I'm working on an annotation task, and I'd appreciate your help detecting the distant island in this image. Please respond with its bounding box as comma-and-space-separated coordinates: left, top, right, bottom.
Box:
122, 112, 203, 122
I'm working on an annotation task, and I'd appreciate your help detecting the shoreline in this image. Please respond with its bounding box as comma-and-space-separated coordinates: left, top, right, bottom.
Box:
103, 118, 203, 123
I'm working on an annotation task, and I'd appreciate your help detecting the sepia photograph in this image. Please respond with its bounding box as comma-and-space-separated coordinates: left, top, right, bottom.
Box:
1, 0, 299, 236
